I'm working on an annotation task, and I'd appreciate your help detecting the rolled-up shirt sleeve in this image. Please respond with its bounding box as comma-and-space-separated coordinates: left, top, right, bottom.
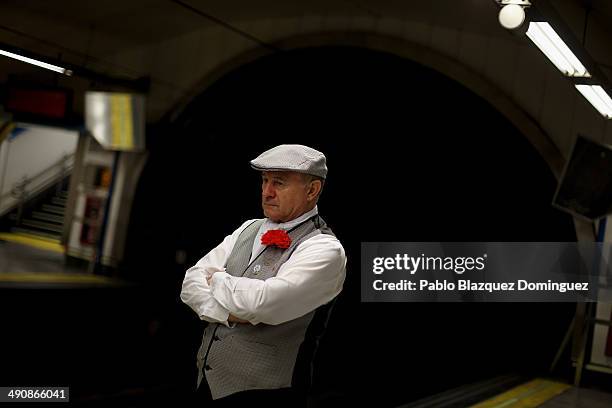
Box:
180, 219, 257, 325
209, 234, 346, 326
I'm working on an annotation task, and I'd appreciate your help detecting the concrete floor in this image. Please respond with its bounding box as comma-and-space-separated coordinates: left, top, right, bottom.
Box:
0, 239, 123, 288
472, 379, 612, 408
540, 386, 612, 408
2, 239, 612, 407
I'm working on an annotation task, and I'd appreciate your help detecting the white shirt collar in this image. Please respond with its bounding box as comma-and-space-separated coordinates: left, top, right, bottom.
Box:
250, 206, 319, 263
263, 206, 319, 231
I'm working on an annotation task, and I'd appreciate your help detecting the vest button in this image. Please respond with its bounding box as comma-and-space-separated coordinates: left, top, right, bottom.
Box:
213, 335, 220, 341
205, 365, 212, 371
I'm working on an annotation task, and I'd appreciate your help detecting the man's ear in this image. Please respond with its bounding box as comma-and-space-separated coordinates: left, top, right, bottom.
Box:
307, 180, 322, 201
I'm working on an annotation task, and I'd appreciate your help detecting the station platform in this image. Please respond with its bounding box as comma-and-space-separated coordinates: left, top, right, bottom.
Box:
399, 376, 612, 408
0, 235, 125, 288
474, 379, 612, 408
1, 235, 612, 407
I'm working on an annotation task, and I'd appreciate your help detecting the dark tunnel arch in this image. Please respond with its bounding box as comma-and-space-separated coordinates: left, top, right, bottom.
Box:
125, 46, 577, 406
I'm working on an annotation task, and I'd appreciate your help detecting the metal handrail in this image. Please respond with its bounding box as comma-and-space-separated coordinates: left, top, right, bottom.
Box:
0, 153, 75, 218
12, 153, 74, 193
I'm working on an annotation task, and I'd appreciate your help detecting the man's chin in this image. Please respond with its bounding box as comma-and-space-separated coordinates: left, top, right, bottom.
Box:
263, 210, 283, 223
263, 207, 276, 219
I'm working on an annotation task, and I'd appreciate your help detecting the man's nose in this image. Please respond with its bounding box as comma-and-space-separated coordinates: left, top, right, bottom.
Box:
262, 182, 275, 198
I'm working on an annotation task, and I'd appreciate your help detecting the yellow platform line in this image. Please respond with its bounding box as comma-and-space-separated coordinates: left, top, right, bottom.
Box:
0, 232, 64, 254
0, 272, 118, 285
4, 231, 61, 243
470, 378, 571, 408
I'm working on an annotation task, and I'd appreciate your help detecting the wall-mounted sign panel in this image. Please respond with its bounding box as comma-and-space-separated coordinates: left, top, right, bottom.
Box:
85, 92, 145, 152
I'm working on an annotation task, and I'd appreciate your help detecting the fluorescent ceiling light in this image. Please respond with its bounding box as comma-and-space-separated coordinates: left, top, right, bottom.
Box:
575, 85, 612, 119
526, 22, 590, 78
0, 48, 72, 76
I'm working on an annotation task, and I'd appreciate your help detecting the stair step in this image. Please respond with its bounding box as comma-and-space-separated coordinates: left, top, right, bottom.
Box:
21, 219, 64, 233
32, 211, 64, 224
51, 197, 67, 206
11, 227, 62, 241
57, 190, 69, 199
41, 204, 65, 215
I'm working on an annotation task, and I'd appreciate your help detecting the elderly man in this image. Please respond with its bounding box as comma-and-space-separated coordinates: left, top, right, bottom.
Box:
181, 144, 347, 407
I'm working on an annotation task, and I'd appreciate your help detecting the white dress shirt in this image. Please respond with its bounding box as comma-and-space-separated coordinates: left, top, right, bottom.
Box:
180, 206, 347, 326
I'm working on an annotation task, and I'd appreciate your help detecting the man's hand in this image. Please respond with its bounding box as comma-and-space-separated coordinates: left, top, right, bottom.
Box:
206, 271, 248, 324
205, 267, 227, 286
228, 314, 249, 324
206, 271, 220, 286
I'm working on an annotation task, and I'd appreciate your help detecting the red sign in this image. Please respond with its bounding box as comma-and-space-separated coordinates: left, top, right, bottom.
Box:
6, 87, 69, 119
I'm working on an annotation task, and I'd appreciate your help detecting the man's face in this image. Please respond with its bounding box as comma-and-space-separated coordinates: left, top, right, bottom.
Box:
261, 171, 313, 223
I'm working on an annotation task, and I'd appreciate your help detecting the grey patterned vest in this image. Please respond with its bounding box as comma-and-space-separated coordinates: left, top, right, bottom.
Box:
196, 214, 336, 400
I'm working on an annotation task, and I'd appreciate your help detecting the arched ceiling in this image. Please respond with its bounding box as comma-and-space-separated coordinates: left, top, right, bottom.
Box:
1, 0, 611, 165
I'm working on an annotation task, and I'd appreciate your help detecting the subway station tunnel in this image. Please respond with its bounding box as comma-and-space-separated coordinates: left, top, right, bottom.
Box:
1, 1, 612, 407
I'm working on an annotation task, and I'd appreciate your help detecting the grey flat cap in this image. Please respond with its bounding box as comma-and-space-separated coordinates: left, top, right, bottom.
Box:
250, 144, 327, 179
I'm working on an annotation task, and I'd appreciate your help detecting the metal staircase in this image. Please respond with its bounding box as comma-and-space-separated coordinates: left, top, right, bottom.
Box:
2, 178, 69, 241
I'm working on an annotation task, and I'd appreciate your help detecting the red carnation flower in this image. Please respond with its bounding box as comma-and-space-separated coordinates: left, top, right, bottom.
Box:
261, 229, 292, 249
